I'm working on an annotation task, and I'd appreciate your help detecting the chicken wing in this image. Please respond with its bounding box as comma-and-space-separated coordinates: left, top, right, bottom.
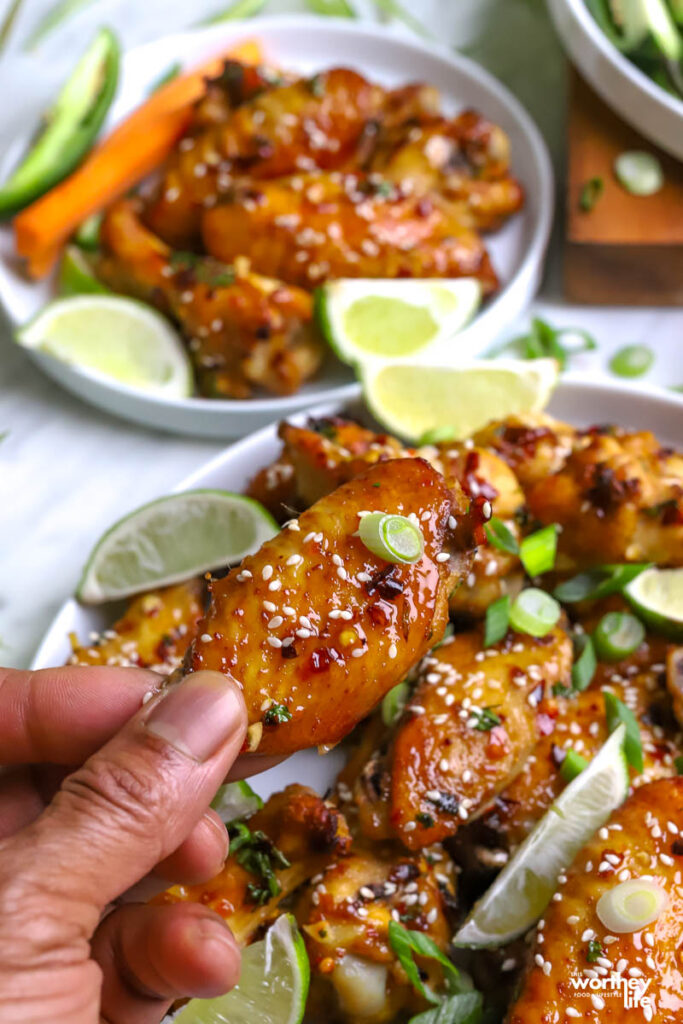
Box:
507, 778, 683, 1024
155, 784, 351, 945
68, 580, 204, 675
297, 844, 457, 1023
527, 427, 683, 567
353, 623, 572, 851
186, 457, 479, 755
98, 199, 321, 399
202, 172, 498, 291
472, 413, 578, 490
144, 68, 384, 248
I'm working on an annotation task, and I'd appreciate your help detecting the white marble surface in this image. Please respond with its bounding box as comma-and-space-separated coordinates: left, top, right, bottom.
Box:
0, 0, 681, 668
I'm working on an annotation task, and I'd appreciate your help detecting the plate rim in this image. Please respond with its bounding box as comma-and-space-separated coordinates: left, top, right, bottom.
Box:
5, 14, 553, 426
30, 375, 683, 671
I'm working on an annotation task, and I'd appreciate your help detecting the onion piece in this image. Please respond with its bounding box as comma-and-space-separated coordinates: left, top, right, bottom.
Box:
596, 878, 668, 933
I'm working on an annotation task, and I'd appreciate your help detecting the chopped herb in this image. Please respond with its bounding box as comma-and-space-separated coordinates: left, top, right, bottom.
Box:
604, 692, 643, 773
169, 250, 236, 288
372, 481, 381, 487
416, 811, 435, 828
484, 516, 520, 556
552, 682, 574, 698
609, 344, 654, 379
408, 991, 483, 1024
374, 179, 394, 197
519, 524, 558, 576
388, 921, 463, 1004
263, 702, 292, 726
675, 755, 683, 775
493, 317, 597, 371
309, 73, 325, 97
470, 706, 501, 731
228, 821, 290, 905
587, 938, 604, 962
571, 634, 597, 692
553, 563, 650, 603
484, 594, 510, 648
579, 176, 604, 212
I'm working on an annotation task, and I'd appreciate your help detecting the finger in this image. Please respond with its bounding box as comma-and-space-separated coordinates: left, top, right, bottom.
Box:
5, 670, 247, 912
0, 766, 44, 838
154, 809, 229, 885
92, 901, 240, 1024
0, 665, 160, 765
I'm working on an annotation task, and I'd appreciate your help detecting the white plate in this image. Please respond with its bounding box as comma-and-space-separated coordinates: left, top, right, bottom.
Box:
30, 378, 683, 803
0, 16, 552, 440
548, 0, 683, 161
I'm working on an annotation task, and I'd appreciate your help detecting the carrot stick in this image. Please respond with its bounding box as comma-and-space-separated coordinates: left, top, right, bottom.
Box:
14, 38, 263, 279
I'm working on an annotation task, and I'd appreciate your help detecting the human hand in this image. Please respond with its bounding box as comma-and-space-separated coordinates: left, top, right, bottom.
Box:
0, 664, 250, 1023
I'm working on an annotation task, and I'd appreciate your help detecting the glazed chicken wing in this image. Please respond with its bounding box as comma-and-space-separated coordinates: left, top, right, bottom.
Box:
201, 172, 498, 291
156, 785, 351, 945
472, 413, 578, 490
69, 580, 204, 675
527, 427, 683, 567
507, 778, 683, 1024
186, 457, 479, 755
98, 199, 321, 399
144, 67, 384, 248
297, 845, 457, 1023
365, 624, 572, 851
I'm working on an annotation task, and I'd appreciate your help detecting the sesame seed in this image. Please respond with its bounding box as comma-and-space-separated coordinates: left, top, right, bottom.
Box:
268, 616, 284, 629
404, 821, 417, 832
356, 906, 368, 918
616, 959, 628, 972
200, 633, 213, 643
436, 552, 450, 563
337, 566, 347, 580
262, 565, 273, 580
264, 601, 277, 613
389, 643, 397, 659
605, 853, 621, 866
644, 932, 654, 947
660, 853, 674, 866
591, 995, 605, 1010
283, 606, 296, 616
542, 961, 551, 976
618, 869, 631, 881
427, 907, 438, 924
534, 954, 544, 968
359, 886, 375, 900
286, 554, 303, 566
596, 957, 612, 969
236, 570, 252, 581
581, 929, 595, 942
267, 636, 282, 648
303, 532, 316, 543
599, 827, 609, 840
439, 758, 450, 772
287, 521, 300, 531
332, 554, 343, 566
628, 967, 643, 978
567, 915, 580, 925
296, 629, 311, 639
357, 571, 371, 582
351, 648, 365, 658
566, 1009, 581, 1018
448, 515, 457, 529
268, 580, 282, 591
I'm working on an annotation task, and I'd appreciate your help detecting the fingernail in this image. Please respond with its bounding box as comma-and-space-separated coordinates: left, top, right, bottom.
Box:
144, 671, 245, 762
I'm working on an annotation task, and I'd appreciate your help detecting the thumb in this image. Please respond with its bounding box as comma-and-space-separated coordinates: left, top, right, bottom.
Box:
4, 670, 246, 914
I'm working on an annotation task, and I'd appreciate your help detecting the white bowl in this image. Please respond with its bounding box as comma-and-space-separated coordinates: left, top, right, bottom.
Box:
0, 16, 553, 440
547, 0, 683, 160
30, 378, 683, 802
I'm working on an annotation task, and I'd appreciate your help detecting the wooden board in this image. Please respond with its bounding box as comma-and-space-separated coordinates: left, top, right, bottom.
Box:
565, 71, 683, 305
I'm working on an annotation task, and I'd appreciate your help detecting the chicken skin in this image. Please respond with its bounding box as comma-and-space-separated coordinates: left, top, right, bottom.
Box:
69, 580, 204, 675
144, 67, 384, 248
98, 199, 321, 399
156, 785, 351, 945
297, 845, 457, 1023
472, 413, 578, 490
353, 624, 572, 851
527, 427, 683, 568
201, 172, 498, 291
507, 778, 683, 1024
187, 457, 480, 755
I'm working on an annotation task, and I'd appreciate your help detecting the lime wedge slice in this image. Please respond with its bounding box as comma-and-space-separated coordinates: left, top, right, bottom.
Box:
173, 915, 310, 1024
16, 295, 193, 398
211, 780, 263, 825
76, 490, 278, 604
625, 566, 683, 639
316, 278, 482, 370
58, 245, 109, 297
453, 724, 629, 948
362, 359, 559, 442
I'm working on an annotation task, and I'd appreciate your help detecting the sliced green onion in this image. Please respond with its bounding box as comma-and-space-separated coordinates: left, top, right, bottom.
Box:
484, 517, 520, 556
604, 691, 643, 772
571, 634, 597, 692
609, 344, 654, 378
358, 512, 424, 564
593, 611, 645, 662
382, 681, 410, 727
509, 588, 561, 638
553, 563, 650, 603
560, 749, 589, 782
520, 524, 558, 577
418, 425, 457, 446
484, 595, 510, 648
596, 879, 668, 933
614, 151, 664, 196
201, 0, 268, 23
494, 317, 596, 371
579, 176, 604, 212
305, 0, 356, 14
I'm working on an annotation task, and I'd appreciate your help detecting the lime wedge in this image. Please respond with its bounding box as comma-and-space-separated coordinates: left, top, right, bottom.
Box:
16, 295, 193, 398
316, 278, 482, 370
625, 566, 683, 639
211, 780, 263, 825
362, 359, 559, 442
173, 914, 310, 1024
76, 490, 278, 604
453, 724, 629, 948
58, 246, 109, 297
